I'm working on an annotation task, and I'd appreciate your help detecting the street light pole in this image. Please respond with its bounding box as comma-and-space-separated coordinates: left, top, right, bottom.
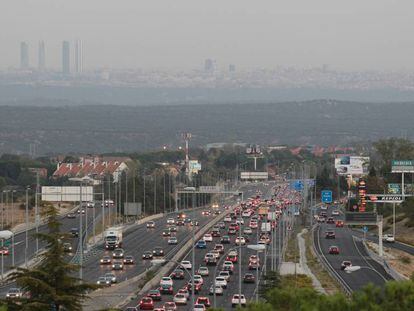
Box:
25, 187, 29, 268
79, 182, 83, 281
11, 190, 15, 266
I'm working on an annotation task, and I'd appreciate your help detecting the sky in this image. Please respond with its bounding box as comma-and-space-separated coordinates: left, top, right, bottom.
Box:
1, 0, 413, 71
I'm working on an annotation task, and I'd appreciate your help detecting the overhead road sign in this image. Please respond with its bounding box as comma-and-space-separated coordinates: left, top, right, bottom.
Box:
240, 172, 268, 180
366, 194, 404, 203
199, 186, 224, 193
321, 190, 333, 203
391, 160, 414, 173
345, 212, 378, 225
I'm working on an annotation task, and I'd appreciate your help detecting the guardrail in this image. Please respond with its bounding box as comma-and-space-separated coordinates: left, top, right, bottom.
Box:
312, 225, 353, 296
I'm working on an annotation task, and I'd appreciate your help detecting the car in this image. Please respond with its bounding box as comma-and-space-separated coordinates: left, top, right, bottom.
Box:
196, 297, 211, 307
186, 281, 202, 293
211, 250, 221, 259
209, 284, 224, 295
243, 227, 253, 235
196, 240, 207, 249
123, 255, 135, 264
231, 294, 247, 307
325, 231, 336, 239
198, 266, 209, 276
153, 247, 164, 257
96, 276, 111, 286
70, 228, 79, 237
249, 261, 260, 270
249, 221, 258, 229
147, 289, 162, 301
236, 218, 244, 225
191, 220, 199, 226
184, 217, 192, 223
77, 208, 86, 214
138, 297, 154, 310
176, 220, 184, 226
160, 277, 173, 287
177, 288, 189, 300
327, 217, 335, 224
63, 243, 72, 252
294, 210, 300, 216
169, 226, 177, 233
217, 222, 226, 229
228, 249, 238, 256
329, 246, 340, 255
146, 221, 155, 228
203, 234, 213, 242
168, 237, 178, 245
221, 235, 231, 244
229, 223, 240, 231
159, 284, 174, 295
211, 230, 221, 237
215, 276, 227, 288
223, 261, 234, 273
100, 256, 112, 265
193, 274, 204, 285
336, 220, 344, 228
173, 293, 187, 305
243, 273, 255, 283
193, 304, 206, 311
66, 213, 76, 219
226, 254, 238, 263
249, 255, 259, 264
383, 234, 395, 243
104, 273, 117, 283
167, 218, 175, 225
341, 261, 352, 270
163, 302, 177, 311
224, 216, 232, 222
219, 270, 231, 281
112, 248, 124, 259
162, 230, 171, 237
6, 288, 23, 299
332, 210, 340, 216
214, 244, 224, 254
180, 260, 192, 270
321, 205, 328, 210
170, 268, 185, 279
204, 253, 217, 265
235, 236, 246, 245
202, 210, 211, 216
142, 251, 153, 260
228, 228, 237, 235
112, 261, 124, 270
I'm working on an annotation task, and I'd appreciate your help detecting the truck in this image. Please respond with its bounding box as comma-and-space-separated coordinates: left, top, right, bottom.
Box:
261, 222, 271, 233
104, 227, 123, 250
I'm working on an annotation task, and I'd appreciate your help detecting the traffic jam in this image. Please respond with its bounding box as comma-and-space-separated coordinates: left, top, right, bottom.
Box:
127, 184, 301, 310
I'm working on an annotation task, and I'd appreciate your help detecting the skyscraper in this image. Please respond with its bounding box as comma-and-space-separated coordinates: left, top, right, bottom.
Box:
62, 41, 70, 75
38, 41, 46, 71
74, 39, 83, 74
20, 42, 29, 69
204, 59, 215, 73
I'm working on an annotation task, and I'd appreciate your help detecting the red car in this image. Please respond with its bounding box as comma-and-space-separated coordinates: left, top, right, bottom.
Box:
186, 282, 202, 294
226, 255, 238, 263
0, 247, 9, 255
196, 296, 211, 307
170, 269, 185, 279
336, 220, 344, 228
147, 289, 162, 301
329, 246, 340, 255
138, 297, 154, 310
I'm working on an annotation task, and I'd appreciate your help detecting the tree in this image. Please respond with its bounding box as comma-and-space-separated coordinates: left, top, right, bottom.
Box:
4, 203, 97, 311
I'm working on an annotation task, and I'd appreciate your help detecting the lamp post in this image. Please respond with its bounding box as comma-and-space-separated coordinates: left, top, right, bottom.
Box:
25, 187, 29, 268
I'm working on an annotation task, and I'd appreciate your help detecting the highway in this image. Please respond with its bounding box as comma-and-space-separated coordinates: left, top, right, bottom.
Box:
314, 207, 393, 293
122, 182, 287, 310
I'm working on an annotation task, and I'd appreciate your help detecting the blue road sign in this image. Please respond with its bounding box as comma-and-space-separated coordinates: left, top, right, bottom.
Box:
321, 190, 333, 203
363, 226, 368, 233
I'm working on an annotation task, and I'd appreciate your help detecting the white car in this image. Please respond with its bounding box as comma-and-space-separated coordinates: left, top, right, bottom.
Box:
203, 234, 213, 242
194, 304, 206, 311
168, 237, 178, 245
173, 293, 187, 305
228, 249, 238, 256
235, 236, 246, 245
383, 234, 395, 243
332, 210, 340, 216
160, 276, 173, 287
180, 260, 192, 270
193, 274, 204, 285
211, 250, 221, 259
167, 218, 175, 224
231, 294, 247, 307
215, 276, 228, 288
224, 216, 232, 223
242, 210, 251, 217
198, 266, 209, 276
218, 270, 231, 281
243, 227, 253, 235
236, 218, 244, 225
209, 284, 224, 295
320, 205, 327, 210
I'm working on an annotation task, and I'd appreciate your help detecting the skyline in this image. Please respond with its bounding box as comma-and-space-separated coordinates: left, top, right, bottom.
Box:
1, 1, 414, 71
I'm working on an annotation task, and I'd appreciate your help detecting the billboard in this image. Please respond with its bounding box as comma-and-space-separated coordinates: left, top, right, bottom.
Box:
391, 160, 414, 173
41, 186, 94, 202
240, 172, 268, 180
334, 156, 369, 176
387, 183, 414, 195
189, 160, 201, 174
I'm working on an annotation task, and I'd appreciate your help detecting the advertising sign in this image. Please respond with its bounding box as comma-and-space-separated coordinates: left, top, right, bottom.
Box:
189, 160, 201, 174
321, 190, 333, 203
335, 156, 370, 176
391, 160, 414, 173
366, 194, 404, 203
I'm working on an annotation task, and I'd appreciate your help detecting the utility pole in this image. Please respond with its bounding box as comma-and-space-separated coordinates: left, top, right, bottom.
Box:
35, 170, 39, 253
182, 133, 192, 181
